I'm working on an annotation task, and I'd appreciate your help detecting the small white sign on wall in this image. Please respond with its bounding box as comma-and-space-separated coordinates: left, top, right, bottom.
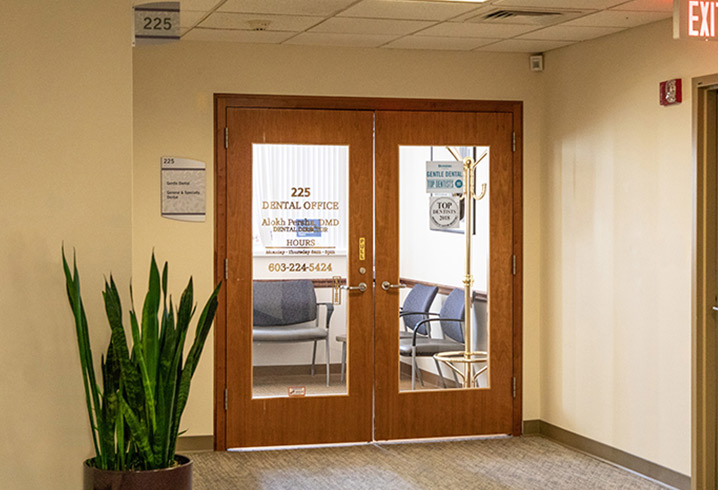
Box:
161, 157, 205, 222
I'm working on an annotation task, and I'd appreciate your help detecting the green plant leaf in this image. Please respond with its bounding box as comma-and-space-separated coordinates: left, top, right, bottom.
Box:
169, 282, 221, 458
103, 277, 145, 422
141, 254, 161, 391
119, 394, 157, 469
62, 248, 104, 467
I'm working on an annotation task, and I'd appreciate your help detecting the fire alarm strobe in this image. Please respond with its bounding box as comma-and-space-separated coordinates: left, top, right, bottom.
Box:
659, 79, 682, 106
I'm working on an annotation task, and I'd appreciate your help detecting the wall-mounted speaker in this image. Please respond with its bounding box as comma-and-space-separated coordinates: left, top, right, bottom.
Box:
530, 54, 544, 72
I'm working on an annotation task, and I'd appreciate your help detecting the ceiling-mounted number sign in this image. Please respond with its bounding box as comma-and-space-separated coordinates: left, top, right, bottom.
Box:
134, 2, 180, 45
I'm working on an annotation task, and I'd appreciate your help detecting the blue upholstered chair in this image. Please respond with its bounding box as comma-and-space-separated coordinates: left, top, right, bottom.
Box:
399, 283, 439, 339
399, 288, 465, 390
253, 280, 335, 386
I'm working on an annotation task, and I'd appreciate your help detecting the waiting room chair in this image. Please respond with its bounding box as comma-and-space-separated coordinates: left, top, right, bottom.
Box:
399, 288, 465, 390
252, 280, 334, 386
336, 283, 438, 383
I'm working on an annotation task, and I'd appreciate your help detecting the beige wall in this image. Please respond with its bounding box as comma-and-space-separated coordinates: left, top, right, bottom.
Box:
0, 1, 133, 489
3, 5, 704, 487
541, 19, 718, 475
132, 42, 545, 435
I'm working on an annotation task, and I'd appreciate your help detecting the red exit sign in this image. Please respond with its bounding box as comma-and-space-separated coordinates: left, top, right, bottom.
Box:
674, 0, 718, 39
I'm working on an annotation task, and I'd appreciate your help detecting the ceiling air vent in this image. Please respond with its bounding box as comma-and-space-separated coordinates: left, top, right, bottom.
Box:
483, 10, 561, 21
467, 8, 586, 26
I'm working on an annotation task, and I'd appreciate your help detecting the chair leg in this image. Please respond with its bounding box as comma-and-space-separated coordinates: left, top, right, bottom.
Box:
311, 340, 317, 376
411, 348, 416, 390
433, 357, 447, 388
325, 337, 330, 387
340, 340, 346, 383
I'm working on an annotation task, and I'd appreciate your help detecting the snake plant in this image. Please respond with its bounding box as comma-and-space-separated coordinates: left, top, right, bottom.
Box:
62, 249, 220, 470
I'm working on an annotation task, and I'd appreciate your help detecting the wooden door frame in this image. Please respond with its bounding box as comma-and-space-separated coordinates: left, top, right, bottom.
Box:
213, 94, 524, 449
693, 74, 718, 490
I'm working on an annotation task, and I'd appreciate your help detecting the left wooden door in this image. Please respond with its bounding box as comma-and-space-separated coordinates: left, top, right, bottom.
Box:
217, 106, 374, 448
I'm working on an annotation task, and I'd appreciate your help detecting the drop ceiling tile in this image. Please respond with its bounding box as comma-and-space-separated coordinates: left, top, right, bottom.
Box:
219, 0, 357, 16
475, 38, 572, 52
182, 27, 295, 43
181, 11, 206, 28
519, 24, 624, 41
284, 32, 398, 47
338, 0, 481, 21
562, 9, 671, 27
610, 0, 673, 12
418, 21, 538, 38
384, 34, 498, 50
201, 12, 323, 31
310, 17, 435, 35
179, 0, 223, 10
494, 0, 624, 8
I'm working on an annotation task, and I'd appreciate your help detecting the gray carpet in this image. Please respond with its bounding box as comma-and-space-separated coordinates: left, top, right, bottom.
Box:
188, 436, 670, 489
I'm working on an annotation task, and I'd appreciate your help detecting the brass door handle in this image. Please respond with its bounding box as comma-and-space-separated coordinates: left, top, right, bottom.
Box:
381, 281, 406, 291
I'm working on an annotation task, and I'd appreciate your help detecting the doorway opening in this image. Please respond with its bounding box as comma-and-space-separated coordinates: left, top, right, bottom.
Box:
692, 74, 718, 490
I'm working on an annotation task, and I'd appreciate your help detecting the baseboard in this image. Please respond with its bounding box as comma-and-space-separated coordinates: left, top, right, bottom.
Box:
177, 435, 214, 452
523, 420, 690, 490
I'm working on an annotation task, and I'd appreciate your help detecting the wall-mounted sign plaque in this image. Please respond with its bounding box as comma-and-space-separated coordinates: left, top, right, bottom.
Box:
161, 156, 205, 222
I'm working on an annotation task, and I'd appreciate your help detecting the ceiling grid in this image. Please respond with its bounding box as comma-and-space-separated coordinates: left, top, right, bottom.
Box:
145, 0, 673, 53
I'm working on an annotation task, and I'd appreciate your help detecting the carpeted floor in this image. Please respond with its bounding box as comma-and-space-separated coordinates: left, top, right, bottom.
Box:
188, 436, 671, 489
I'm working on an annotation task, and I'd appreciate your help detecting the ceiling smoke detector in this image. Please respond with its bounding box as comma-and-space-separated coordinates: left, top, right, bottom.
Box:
247, 20, 271, 31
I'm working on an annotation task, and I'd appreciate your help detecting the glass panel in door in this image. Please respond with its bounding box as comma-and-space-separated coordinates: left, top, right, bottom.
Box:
251, 144, 349, 398
397, 145, 490, 392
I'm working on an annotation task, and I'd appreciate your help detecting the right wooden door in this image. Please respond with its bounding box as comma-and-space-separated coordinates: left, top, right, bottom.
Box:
374, 109, 520, 440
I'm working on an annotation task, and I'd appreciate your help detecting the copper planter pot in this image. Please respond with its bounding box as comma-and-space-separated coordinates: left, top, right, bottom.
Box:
83, 455, 192, 490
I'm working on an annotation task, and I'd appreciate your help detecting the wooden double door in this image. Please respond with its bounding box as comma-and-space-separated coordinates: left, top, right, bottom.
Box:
214, 95, 523, 449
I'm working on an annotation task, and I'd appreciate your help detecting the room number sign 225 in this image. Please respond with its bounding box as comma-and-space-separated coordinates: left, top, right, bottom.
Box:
134, 3, 180, 41
143, 16, 174, 30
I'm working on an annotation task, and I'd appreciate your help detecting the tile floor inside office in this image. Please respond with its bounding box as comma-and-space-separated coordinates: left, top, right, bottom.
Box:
189, 436, 673, 490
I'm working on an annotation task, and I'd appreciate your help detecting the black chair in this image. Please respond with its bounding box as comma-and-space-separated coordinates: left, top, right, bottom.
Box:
399, 288, 465, 390
253, 280, 334, 386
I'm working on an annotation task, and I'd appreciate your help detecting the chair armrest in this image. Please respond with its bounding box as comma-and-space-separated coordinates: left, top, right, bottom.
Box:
317, 302, 335, 329
400, 310, 439, 331
412, 317, 463, 344
400, 310, 439, 317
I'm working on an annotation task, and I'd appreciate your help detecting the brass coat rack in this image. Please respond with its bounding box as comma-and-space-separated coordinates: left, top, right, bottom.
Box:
434, 147, 488, 388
